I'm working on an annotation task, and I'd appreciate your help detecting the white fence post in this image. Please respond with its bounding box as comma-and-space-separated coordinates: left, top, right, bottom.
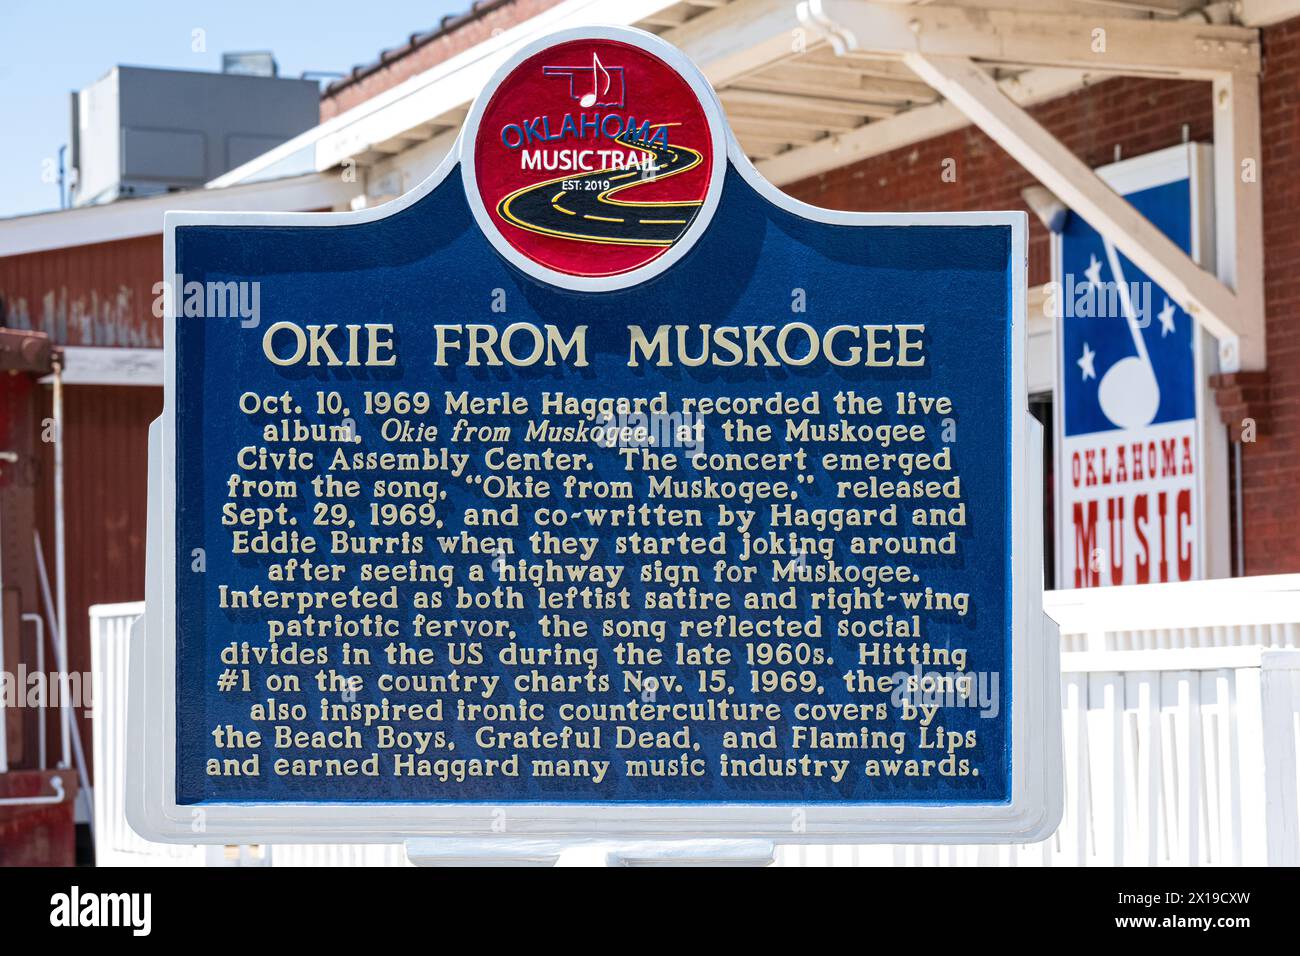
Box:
1258, 652, 1300, 865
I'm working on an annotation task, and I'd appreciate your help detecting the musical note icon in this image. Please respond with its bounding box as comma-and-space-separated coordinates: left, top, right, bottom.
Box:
579, 52, 610, 108
544, 54, 624, 108
1095, 237, 1161, 430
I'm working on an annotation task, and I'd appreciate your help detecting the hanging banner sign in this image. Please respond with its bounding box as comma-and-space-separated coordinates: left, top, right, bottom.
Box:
130, 27, 1059, 846
1055, 146, 1211, 589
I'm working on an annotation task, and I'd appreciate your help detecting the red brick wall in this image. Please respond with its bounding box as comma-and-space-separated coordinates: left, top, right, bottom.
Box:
321, 0, 567, 120
1251, 17, 1300, 574
784, 78, 1213, 289
783, 19, 1300, 577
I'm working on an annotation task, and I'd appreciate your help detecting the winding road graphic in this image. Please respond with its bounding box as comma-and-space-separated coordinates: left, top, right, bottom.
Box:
497, 126, 704, 247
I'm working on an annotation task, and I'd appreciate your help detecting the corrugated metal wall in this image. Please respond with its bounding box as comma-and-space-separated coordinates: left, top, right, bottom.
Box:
36, 385, 160, 777
0, 235, 162, 347
0, 372, 43, 768
0, 235, 163, 782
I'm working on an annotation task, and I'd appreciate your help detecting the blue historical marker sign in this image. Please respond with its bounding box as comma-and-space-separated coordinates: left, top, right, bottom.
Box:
130, 27, 1059, 845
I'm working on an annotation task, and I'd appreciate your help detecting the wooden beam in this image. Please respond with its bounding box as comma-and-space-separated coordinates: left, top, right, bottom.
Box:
904, 53, 1259, 368
729, 119, 826, 145
737, 132, 797, 152
734, 76, 930, 111
1237, 0, 1300, 26
799, 46, 927, 80
724, 105, 871, 132
639, 7, 692, 28
720, 87, 892, 120
799, 0, 1260, 79
750, 62, 937, 101
664, 0, 804, 87
755, 67, 1084, 185
1211, 71, 1267, 371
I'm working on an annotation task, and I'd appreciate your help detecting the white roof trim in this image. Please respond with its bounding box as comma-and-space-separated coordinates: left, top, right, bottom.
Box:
0, 173, 360, 258
39, 346, 163, 387
208, 0, 690, 189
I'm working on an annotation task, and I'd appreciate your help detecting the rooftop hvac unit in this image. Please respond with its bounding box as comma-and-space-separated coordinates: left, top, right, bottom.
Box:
69, 64, 318, 207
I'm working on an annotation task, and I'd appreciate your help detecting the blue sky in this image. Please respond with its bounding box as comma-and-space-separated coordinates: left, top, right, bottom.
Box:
0, 0, 467, 218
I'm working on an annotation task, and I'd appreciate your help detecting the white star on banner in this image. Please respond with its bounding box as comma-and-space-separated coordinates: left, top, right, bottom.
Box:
1158, 298, 1176, 337
1084, 253, 1103, 288
1078, 342, 1097, 380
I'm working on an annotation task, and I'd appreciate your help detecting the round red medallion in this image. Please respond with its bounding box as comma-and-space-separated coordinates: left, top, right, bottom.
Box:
463, 32, 723, 287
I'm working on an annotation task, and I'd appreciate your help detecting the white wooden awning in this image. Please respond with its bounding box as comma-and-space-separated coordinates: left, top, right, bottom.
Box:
790, 0, 1271, 370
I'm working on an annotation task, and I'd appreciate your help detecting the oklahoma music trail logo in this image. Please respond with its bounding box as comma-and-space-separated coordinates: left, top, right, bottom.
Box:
467, 37, 719, 280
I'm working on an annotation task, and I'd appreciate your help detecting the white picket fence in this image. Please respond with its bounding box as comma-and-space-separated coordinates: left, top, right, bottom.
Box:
774, 646, 1300, 867
90, 574, 1300, 867
90, 603, 206, 867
